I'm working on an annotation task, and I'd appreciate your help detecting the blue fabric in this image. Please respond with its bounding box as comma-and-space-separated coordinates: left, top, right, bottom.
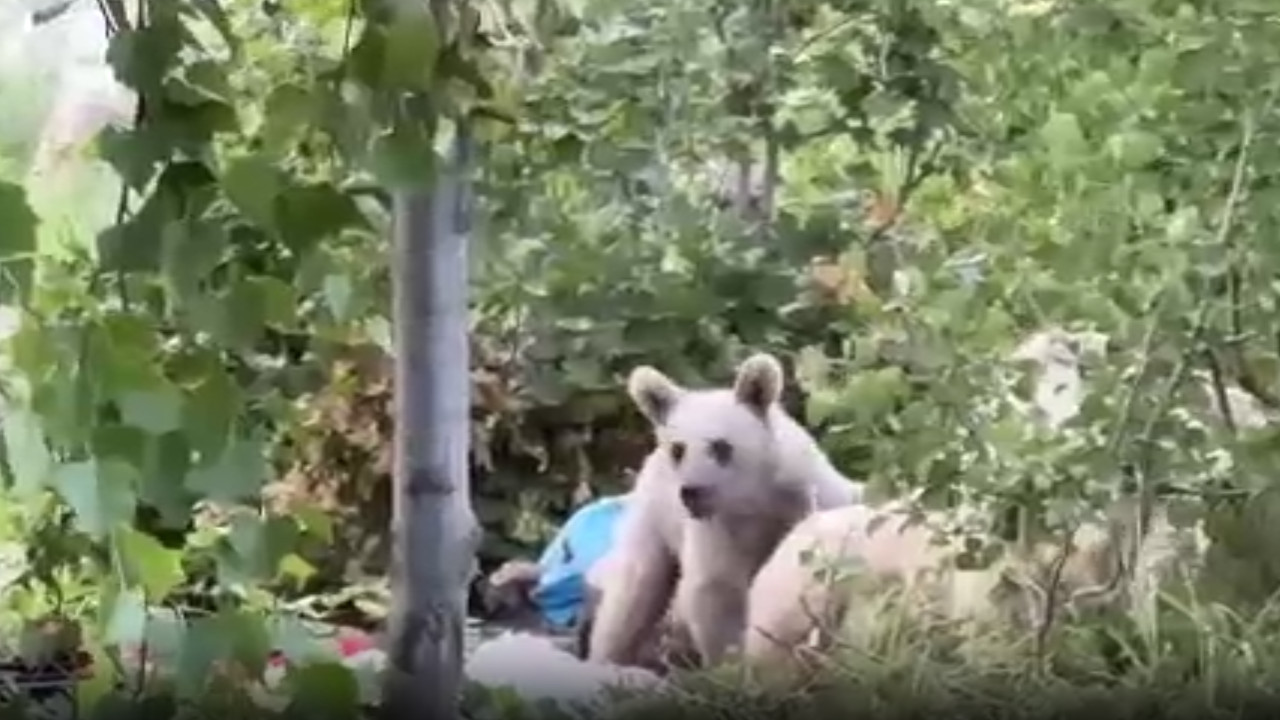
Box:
530, 494, 628, 630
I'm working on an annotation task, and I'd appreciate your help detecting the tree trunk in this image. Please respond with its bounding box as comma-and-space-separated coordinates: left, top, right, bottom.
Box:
381, 125, 480, 720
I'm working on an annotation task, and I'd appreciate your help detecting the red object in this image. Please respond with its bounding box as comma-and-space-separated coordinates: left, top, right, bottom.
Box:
127, 627, 377, 670
268, 627, 377, 667
337, 629, 377, 656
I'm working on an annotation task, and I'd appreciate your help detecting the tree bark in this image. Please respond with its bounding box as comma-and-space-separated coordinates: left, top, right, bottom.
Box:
382, 125, 480, 720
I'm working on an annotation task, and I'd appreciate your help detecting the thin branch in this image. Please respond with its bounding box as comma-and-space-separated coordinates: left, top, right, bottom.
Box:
95, 0, 131, 34
1032, 535, 1072, 667
867, 141, 943, 244
1131, 301, 1210, 537
1105, 289, 1170, 457
1204, 347, 1238, 436
863, 140, 943, 295
1217, 91, 1280, 410
1033, 289, 1192, 657
794, 15, 860, 60
754, 0, 780, 233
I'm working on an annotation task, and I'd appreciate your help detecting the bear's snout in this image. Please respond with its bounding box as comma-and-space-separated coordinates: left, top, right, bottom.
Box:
680, 485, 717, 519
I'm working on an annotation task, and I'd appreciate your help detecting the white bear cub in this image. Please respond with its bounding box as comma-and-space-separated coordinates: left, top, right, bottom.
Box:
586, 353, 864, 669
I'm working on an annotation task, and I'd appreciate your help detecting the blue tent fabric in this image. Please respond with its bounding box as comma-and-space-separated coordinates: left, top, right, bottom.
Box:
530, 494, 629, 630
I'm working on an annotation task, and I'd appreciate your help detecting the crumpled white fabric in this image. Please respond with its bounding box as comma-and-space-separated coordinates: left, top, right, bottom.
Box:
464, 631, 665, 709
1008, 326, 1107, 429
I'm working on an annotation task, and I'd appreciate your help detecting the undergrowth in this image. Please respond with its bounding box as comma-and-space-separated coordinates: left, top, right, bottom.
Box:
578, 595, 1280, 720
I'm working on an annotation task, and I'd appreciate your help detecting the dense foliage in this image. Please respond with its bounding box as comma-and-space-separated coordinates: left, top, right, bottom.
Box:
2, 0, 1280, 714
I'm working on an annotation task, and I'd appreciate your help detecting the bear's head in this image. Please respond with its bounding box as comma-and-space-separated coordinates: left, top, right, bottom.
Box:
627, 354, 787, 520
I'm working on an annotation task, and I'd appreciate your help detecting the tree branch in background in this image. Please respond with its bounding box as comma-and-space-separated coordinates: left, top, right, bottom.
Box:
1216, 94, 1280, 411
711, 0, 781, 234
1205, 347, 1239, 436
754, 0, 780, 231
864, 140, 942, 296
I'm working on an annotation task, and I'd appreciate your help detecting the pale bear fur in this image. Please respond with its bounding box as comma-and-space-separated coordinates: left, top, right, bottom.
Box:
741, 498, 1198, 673
743, 327, 1201, 674
741, 501, 1129, 671
579, 550, 694, 671
586, 353, 864, 668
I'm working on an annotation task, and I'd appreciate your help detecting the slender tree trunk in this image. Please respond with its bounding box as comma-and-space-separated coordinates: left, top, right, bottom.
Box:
754, 0, 780, 231
382, 125, 480, 720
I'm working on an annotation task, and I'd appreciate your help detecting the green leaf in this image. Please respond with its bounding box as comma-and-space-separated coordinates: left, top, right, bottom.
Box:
384, 12, 441, 89
105, 24, 182, 94
173, 609, 273, 696
31, 363, 97, 450
52, 460, 138, 540
224, 609, 274, 678
370, 123, 437, 188
294, 505, 335, 543
221, 513, 302, 583
0, 181, 37, 304
114, 525, 186, 600
185, 436, 268, 503
1, 408, 53, 496
221, 154, 282, 227
165, 59, 233, 106
97, 191, 170, 273
173, 617, 220, 696
273, 182, 371, 252
87, 313, 167, 397
260, 84, 318, 155
180, 365, 241, 459
1108, 130, 1163, 170
225, 283, 270, 349
219, 275, 297, 347
9, 320, 59, 385
322, 273, 354, 322
1039, 111, 1088, 169
0, 181, 37, 256
139, 431, 197, 528
119, 383, 185, 435
284, 661, 361, 720
182, 292, 231, 344
98, 312, 163, 362
268, 616, 335, 668
349, 12, 441, 92
277, 553, 317, 588
92, 423, 147, 466
161, 219, 229, 306
76, 641, 119, 711
184, 0, 242, 55
97, 126, 166, 191
102, 586, 148, 646
140, 607, 187, 663
253, 276, 299, 328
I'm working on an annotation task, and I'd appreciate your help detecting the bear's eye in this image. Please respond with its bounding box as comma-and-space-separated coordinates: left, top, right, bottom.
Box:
707, 438, 734, 466
669, 441, 687, 464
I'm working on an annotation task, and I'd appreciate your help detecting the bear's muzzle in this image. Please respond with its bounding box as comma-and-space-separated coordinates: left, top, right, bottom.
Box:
679, 485, 717, 519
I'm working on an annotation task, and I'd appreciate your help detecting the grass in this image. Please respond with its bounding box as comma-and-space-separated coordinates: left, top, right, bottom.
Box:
564, 590, 1280, 720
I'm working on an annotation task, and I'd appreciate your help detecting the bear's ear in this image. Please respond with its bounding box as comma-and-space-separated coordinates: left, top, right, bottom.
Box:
733, 353, 784, 415
628, 366, 685, 425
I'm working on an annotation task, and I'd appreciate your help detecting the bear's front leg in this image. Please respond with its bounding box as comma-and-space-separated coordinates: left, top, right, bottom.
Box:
586, 542, 677, 666
673, 522, 755, 667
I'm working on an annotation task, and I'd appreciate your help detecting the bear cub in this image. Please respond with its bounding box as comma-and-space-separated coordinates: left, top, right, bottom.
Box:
586, 353, 863, 668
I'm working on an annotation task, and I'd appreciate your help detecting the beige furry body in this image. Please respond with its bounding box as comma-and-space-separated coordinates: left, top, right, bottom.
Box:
586, 354, 863, 669
741, 500, 1186, 671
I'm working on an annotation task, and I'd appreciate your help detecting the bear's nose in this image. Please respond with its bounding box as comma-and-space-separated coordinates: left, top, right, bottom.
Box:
679, 485, 715, 519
